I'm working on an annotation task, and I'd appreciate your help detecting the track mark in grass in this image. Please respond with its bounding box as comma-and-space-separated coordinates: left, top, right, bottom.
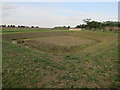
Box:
64, 54, 81, 60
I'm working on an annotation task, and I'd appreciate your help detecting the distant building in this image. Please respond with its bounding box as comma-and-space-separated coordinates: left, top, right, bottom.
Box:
69, 28, 82, 31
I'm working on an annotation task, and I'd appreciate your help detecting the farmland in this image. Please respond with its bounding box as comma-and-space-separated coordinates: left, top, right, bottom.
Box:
2, 29, 119, 88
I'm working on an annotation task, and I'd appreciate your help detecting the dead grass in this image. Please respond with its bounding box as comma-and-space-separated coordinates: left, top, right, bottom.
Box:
33, 35, 95, 47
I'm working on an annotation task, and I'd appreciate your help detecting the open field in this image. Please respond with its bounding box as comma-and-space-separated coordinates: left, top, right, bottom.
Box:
1, 28, 69, 34
2, 29, 119, 88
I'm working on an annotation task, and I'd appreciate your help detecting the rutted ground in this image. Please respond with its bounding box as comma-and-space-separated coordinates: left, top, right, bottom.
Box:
2, 31, 119, 88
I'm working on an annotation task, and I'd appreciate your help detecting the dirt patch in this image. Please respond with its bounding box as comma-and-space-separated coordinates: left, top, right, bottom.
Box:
32, 35, 95, 47
19, 35, 97, 53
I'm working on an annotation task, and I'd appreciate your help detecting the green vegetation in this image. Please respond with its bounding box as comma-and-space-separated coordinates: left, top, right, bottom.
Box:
1, 28, 69, 34
1, 19, 119, 33
2, 28, 119, 88
76, 19, 119, 32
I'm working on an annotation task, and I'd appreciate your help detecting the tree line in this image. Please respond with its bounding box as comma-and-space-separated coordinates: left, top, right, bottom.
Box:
0, 25, 39, 28
53, 26, 70, 30
75, 18, 119, 31
1, 19, 119, 31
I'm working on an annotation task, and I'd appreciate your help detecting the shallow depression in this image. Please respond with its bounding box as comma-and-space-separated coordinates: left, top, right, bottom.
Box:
30, 35, 96, 47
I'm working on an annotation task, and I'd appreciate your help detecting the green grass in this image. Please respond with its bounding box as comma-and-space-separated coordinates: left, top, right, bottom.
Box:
2, 29, 119, 88
1, 27, 117, 34
1, 29, 69, 34
3, 41, 57, 88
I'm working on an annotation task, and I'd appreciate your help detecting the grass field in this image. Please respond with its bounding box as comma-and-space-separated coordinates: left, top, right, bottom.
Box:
2, 29, 119, 88
1, 28, 69, 34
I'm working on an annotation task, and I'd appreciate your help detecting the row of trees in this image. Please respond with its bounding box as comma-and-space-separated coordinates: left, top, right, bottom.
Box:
1, 25, 71, 30
76, 18, 119, 30
53, 26, 70, 30
0, 25, 39, 28
1, 19, 119, 31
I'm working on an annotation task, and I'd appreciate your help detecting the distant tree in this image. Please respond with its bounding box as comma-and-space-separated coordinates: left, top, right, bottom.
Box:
17, 25, 25, 28
31, 26, 34, 28
75, 19, 118, 32
88, 21, 101, 30
53, 26, 68, 30
83, 18, 92, 29
20, 26, 25, 28
35, 26, 39, 28
68, 26, 70, 28
18, 25, 20, 28
83, 18, 91, 24
2, 25, 6, 27
63, 26, 66, 28
10, 25, 15, 27
7, 25, 9, 27
75, 25, 80, 28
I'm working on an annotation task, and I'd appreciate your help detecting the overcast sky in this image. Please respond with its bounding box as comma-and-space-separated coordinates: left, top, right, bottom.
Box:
2, 2, 118, 28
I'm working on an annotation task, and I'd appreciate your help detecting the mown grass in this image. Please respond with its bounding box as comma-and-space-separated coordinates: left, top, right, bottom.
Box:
2, 30, 119, 88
